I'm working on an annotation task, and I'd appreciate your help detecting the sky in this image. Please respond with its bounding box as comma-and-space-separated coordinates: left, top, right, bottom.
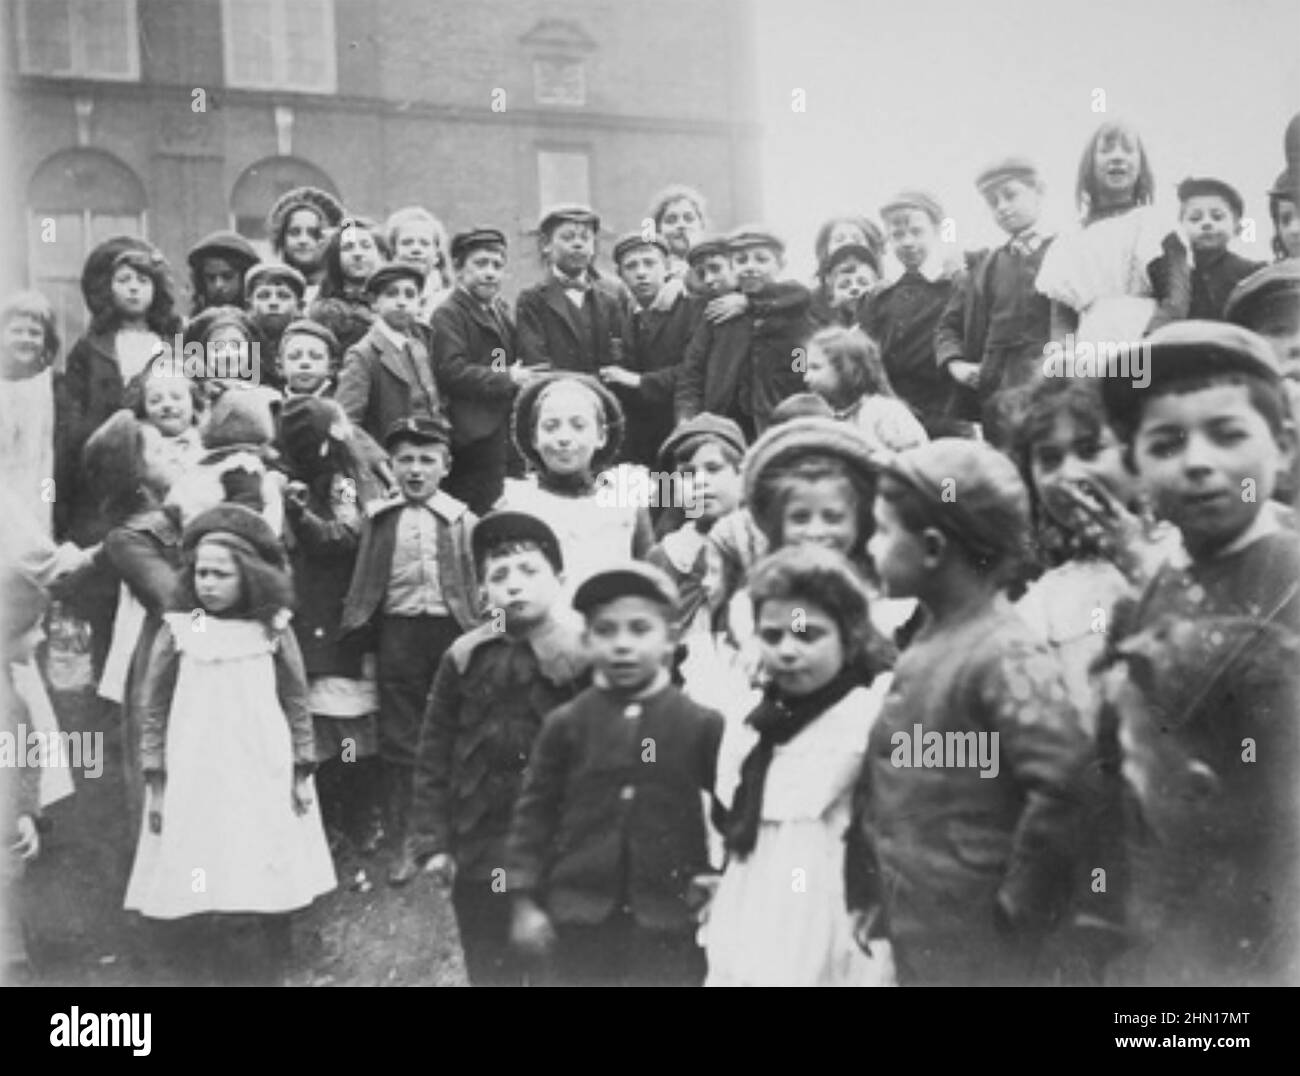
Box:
754, 0, 1300, 277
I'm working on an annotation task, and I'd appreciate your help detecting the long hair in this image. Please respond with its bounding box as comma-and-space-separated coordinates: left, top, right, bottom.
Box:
81, 410, 156, 526
1075, 121, 1155, 224
87, 247, 182, 337
810, 325, 897, 405
316, 217, 391, 300
173, 535, 294, 626
0, 289, 60, 376
385, 206, 453, 291
751, 453, 877, 566
647, 184, 709, 232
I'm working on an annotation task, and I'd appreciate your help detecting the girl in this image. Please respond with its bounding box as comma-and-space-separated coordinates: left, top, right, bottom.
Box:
701, 545, 894, 986
82, 411, 185, 829
385, 206, 453, 322
803, 326, 928, 453
1035, 120, 1189, 344
1268, 168, 1300, 262
186, 230, 259, 315
0, 291, 60, 527
182, 305, 277, 408
265, 185, 346, 301
124, 503, 335, 983
497, 373, 653, 591
126, 351, 206, 487
307, 217, 389, 353
277, 396, 386, 855
647, 184, 709, 280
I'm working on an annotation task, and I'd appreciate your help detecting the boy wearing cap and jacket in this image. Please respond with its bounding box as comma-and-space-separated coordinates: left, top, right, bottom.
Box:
506, 562, 724, 986
935, 160, 1055, 443
848, 439, 1090, 985
1167, 177, 1266, 321
340, 416, 480, 884
246, 262, 307, 390
336, 263, 445, 447
431, 228, 532, 514
516, 205, 629, 376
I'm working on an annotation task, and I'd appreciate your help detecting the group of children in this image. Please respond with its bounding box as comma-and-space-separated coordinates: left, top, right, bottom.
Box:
2, 111, 1300, 986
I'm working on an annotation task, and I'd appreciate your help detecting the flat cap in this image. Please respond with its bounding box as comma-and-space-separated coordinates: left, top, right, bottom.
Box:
573, 561, 680, 615
1176, 176, 1245, 219
1224, 260, 1300, 328
365, 262, 426, 296
279, 317, 339, 354
472, 510, 563, 574
244, 261, 307, 300
880, 190, 945, 225
685, 234, 731, 266
187, 230, 260, 273
821, 242, 880, 279
974, 157, 1040, 193
726, 224, 785, 254
383, 414, 452, 452
538, 203, 600, 235
657, 412, 748, 469
450, 227, 508, 263
613, 231, 670, 265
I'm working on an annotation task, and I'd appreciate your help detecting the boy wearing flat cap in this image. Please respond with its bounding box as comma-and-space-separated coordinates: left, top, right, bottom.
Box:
340, 415, 480, 884
506, 562, 724, 985
246, 262, 307, 388
1171, 177, 1265, 321
430, 227, 533, 514
1096, 320, 1300, 985
936, 159, 1055, 445
516, 204, 630, 377
278, 317, 339, 399
405, 511, 590, 979
864, 191, 965, 438
675, 226, 813, 440
848, 438, 1089, 985
336, 263, 445, 446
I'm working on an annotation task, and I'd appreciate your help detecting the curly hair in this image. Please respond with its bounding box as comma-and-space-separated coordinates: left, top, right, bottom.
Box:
648, 185, 708, 231
751, 453, 876, 565
87, 247, 183, 337
809, 325, 897, 406
385, 206, 453, 291
1075, 121, 1156, 224
0, 289, 60, 375
173, 533, 295, 626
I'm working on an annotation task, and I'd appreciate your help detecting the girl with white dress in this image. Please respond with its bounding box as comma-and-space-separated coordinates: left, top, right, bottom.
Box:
702, 545, 895, 986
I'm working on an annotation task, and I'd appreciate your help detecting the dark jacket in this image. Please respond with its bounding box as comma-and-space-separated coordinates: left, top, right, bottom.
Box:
862, 268, 958, 427
411, 620, 590, 879
1186, 248, 1267, 321
339, 490, 479, 635
674, 281, 812, 437
429, 286, 520, 446
617, 286, 704, 465
505, 679, 724, 931
54, 330, 125, 542
515, 275, 629, 374
335, 321, 443, 446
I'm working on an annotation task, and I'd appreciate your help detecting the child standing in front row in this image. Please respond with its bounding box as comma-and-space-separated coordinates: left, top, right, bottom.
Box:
506, 563, 724, 986
124, 504, 336, 984
848, 439, 1089, 985
703, 545, 895, 986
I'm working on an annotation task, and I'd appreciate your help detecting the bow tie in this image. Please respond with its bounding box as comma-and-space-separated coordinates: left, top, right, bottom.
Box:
1010, 232, 1043, 257
560, 277, 590, 295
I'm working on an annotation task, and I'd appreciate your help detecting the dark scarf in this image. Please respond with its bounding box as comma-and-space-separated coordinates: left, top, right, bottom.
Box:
723, 667, 860, 859
537, 469, 597, 497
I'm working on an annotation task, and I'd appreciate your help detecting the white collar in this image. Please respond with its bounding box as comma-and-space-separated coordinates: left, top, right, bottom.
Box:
1215, 499, 1284, 558
881, 249, 948, 285
372, 315, 406, 348
592, 665, 671, 699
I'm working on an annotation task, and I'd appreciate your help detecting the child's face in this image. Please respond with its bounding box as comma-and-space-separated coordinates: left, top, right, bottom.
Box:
280, 332, 332, 394
1180, 195, 1236, 255
194, 541, 242, 614
339, 225, 382, 283
1276, 199, 1300, 259
208, 324, 253, 376
756, 598, 844, 697
200, 257, 242, 306
393, 221, 438, 274
482, 548, 561, 631
111, 265, 154, 318
1029, 413, 1134, 534
682, 441, 741, 520
983, 179, 1042, 237
585, 595, 674, 693
457, 248, 506, 304
731, 244, 782, 295
374, 279, 420, 330
618, 246, 668, 305
827, 221, 869, 254
1133, 383, 1292, 556
533, 385, 606, 476
693, 254, 734, 297
1092, 129, 1141, 204
1246, 293, 1300, 372
142, 374, 195, 437
885, 210, 936, 271
802, 343, 839, 398
779, 475, 859, 555
830, 259, 876, 307
3, 314, 46, 367
867, 495, 928, 598
658, 198, 704, 257
391, 440, 449, 501
284, 209, 326, 272
249, 282, 299, 317
545, 222, 595, 276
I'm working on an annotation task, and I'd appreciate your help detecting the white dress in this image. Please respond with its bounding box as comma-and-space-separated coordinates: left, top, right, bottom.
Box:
0, 368, 54, 531
124, 614, 336, 918
702, 682, 896, 987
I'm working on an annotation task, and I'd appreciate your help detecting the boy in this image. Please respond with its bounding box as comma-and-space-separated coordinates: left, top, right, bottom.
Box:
340, 416, 480, 885
686, 233, 735, 302
245, 261, 307, 392
336, 262, 444, 446
601, 232, 702, 467
813, 242, 879, 329
863, 191, 962, 437
645, 413, 746, 636
516, 204, 629, 375
278, 318, 339, 398
385, 206, 450, 324
506, 563, 724, 986
1097, 320, 1300, 985
675, 226, 813, 440
187, 230, 260, 315
403, 511, 590, 980
430, 227, 531, 515
1173, 177, 1265, 321
849, 439, 1089, 985
935, 159, 1055, 443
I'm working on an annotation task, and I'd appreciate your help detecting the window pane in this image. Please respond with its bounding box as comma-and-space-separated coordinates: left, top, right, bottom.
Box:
226, 0, 276, 86
78, 0, 133, 77
534, 59, 586, 106
21, 0, 73, 73
283, 0, 330, 89
537, 151, 591, 214
89, 213, 142, 246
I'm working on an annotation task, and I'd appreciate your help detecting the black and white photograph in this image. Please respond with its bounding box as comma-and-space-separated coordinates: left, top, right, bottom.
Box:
1, 0, 1298, 1017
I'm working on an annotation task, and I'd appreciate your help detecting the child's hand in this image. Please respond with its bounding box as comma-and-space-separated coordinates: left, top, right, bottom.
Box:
424, 853, 457, 887
1057, 479, 1162, 587
11, 815, 40, 861
704, 292, 748, 324
598, 365, 641, 389
946, 360, 982, 389
510, 898, 557, 957
508, 361, 540, 387
686, 872, 722, 924
291, 773, 314, 816
852, 905, 883, 955
284, 480, 310, 510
